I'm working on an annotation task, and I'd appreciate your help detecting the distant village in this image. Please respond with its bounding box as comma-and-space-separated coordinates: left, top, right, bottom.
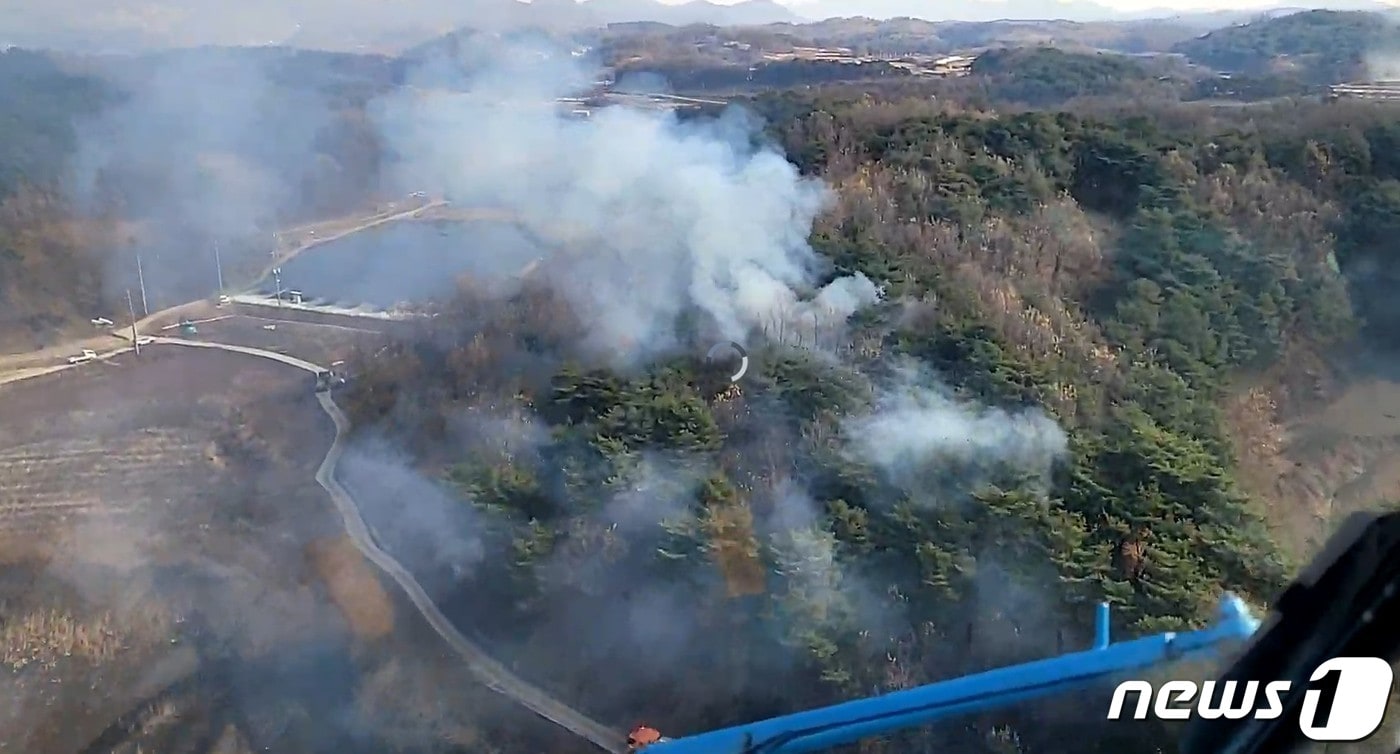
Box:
755, 45, 976, 77
609, 35, 978, 79
548, 38, 979, 117
1329, 80, 1400, 100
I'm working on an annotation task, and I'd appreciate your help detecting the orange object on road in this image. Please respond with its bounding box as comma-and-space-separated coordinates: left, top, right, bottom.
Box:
627, 725, 664, 750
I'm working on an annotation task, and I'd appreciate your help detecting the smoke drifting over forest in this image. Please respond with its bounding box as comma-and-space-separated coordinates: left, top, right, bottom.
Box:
1364, 49, 1400, 79
64, 48, 367, 311
363, 33, 1069, 512
15, 27, 1074, 750
846, 362, 1068, 501
325, 35, 1075, 720
374, 45, 882, 363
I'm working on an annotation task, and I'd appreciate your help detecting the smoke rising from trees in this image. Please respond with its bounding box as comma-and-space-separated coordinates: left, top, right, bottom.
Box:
375, 44, 881, 363
329, 36, 1075, 728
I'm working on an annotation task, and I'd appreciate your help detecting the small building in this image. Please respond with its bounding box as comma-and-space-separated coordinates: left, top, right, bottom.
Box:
287, 290, 304, 305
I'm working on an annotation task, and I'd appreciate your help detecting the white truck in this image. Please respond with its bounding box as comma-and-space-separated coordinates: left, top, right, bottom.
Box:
67, 349, 97, 364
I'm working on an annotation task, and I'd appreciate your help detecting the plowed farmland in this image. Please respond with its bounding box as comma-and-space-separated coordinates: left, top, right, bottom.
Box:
0, 347, 331, 564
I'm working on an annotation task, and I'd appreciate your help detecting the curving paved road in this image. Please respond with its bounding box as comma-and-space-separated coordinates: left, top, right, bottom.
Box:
0, 201, 627, 751
147, 337, 626, 754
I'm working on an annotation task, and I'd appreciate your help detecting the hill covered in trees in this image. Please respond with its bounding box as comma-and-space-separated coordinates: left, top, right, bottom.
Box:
589, 16, 1205, 62
966, 47, 1181, 106
336, 73, 1400, 754
591, 14, 1373, 105
0, 45, 394, 350
0, 49, 114, 349
1171, 10, 1399, 83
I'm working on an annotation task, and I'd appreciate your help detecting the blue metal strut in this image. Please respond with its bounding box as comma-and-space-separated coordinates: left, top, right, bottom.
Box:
645, 594, 1259, 754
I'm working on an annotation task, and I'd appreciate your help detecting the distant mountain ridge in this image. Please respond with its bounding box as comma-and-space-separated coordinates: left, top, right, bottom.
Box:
4, 0, 802, 53
5, 0, 1400, 53
582, 0, 801, 25
790, 0, 1121, 23
1169, 8, 1400, 81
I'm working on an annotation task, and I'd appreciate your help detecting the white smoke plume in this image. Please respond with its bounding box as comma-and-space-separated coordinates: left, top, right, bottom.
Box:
763, 480, 857, 629
597, 453, 709, 535
335, 437, 488, 584
372, 41, 880, 363
69, 50, 324, 232
63, 47, 351, 310
843, 363, 1068, 501
1364, 49, 1400, 80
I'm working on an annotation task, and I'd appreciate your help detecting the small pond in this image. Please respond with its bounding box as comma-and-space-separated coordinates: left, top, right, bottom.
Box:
256, 220, 545, 308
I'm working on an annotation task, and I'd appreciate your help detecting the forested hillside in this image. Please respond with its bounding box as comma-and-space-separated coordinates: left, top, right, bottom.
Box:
966, 47, 1179, 106
0, 46, 393, 350
0, 49, 113, 349
588, 16, 1203, 62
1172, 10, 1398, 83
339, 82, 1400, 752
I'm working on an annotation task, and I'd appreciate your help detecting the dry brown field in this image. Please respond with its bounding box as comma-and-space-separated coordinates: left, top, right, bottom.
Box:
0, 318, 581, 754
0, 346, 346, 752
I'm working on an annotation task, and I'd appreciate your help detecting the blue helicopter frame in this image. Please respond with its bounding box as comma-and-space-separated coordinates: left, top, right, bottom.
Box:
643, 594, 1259, 754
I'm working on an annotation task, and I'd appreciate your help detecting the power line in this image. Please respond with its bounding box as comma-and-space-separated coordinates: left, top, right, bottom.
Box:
214, 240, 224, 293
126, 289, 140, 358
135, 253, 149, 317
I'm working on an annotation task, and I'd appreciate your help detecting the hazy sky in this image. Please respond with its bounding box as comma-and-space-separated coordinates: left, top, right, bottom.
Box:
11, 0, 1400, 23
8, 0, 1398, 48
650, 0, 1395, 10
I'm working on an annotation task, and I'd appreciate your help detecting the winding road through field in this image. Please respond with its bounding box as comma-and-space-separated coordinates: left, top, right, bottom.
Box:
0, 336, 625, 754
147, 337, 626, 753
0, 198, 629, 751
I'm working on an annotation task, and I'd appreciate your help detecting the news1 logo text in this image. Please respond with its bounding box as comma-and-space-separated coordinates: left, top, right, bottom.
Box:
1107, 657, 1395, 742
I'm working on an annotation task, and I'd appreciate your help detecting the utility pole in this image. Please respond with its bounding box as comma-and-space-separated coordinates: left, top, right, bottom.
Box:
214, 240, 224, 293
136, 253, 149, 316
272, 267, 283, 308
126, 289, 140, 357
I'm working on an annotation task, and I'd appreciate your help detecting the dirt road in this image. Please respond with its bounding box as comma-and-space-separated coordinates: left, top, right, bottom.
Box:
131, 337, 627, 754
0, 342, 138, 389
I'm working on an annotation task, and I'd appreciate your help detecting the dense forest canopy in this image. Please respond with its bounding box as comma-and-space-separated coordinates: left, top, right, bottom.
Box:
967, 47, 1179, 106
